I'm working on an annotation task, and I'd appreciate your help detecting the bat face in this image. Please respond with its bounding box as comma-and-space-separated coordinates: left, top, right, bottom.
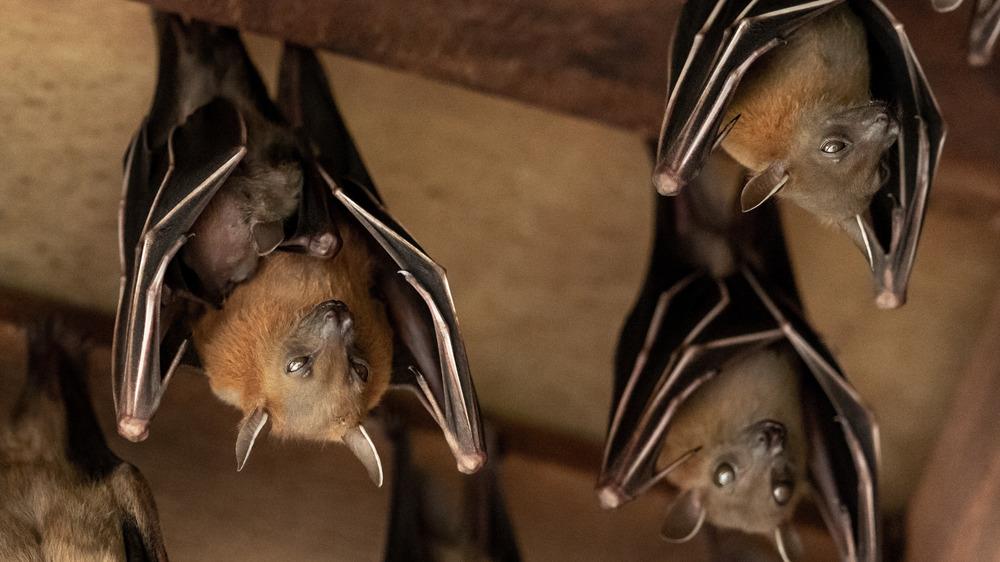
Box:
658, 347, 807, 539
777, 102, 899, 222
193, 228, 393, 446
726, 5, 900, 224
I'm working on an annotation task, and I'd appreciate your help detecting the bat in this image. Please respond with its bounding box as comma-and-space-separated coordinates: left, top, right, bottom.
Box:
597, 152, 880, 562
383, 420, 521, 561
652, 0, 945, 309
0, 320, 167, 561
930, 0, 1000, 66
113, 12, 485, 483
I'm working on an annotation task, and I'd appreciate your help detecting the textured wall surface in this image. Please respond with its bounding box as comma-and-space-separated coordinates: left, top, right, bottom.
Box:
1, 1, 999, 539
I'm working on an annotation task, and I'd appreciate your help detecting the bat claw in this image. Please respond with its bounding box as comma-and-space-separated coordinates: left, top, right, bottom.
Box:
653, 169, 684, 196
117, 416, 150, 442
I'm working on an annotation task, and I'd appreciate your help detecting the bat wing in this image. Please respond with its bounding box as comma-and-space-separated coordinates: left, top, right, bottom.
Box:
840, 0, 946, 308
746, 272, 880, 562
968, 0, 1000, 65
652, 0, 843, 195
111, 464, 169, 562
114, 98, 246, 441
276, 45, 486, 474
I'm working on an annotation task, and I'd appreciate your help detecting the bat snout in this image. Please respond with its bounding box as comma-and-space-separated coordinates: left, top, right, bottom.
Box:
312, 300, 355, 340
751, 420, 787, 454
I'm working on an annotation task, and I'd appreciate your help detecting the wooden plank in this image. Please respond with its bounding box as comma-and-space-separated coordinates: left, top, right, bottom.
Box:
137, 0, 680, 136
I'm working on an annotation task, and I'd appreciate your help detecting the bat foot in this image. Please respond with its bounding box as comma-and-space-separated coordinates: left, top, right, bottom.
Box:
596, 485, 626, 509
118, 416, 150, 442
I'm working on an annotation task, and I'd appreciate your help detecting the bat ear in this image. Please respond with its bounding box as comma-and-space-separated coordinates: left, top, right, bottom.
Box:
252, 220, 285, 256
741, 161, 789, 212
343, 424, 384, 487
660, 489, 707, 543
235, 406, 269, 472
774, 522, 803, 562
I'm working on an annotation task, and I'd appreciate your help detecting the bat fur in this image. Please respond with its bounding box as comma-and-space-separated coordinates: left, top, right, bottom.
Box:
192, 215, 393, 445
720, 4, 899, 224
0, 324, 166, 561
659, 344, 807, 538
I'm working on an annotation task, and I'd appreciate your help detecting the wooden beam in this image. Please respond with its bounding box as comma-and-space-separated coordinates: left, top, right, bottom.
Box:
137, 0, 680, 136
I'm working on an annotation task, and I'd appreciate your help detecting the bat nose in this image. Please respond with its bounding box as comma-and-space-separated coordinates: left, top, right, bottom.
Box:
756, 420, 787, 453
317, 300, 354, 335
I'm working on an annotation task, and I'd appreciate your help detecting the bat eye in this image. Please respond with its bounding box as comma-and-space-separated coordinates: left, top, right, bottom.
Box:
286, 355, 312, 376
712, 462, 736, 488
351, 358, 370, 383
773, 483, 793, 506
820, 138, 849, 154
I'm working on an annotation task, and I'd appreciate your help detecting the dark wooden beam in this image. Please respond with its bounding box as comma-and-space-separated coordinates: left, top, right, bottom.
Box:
137, 0, 680, 137
131, 0, 1000, 193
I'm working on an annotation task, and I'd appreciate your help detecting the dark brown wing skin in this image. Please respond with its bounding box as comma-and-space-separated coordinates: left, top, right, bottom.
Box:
276, 45, 486, 474
382, 421, 520, 561
654, 0, 945, 308
599, 151, 879, 561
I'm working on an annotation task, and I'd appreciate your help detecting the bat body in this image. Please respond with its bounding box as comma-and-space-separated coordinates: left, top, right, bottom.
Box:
114, 12, 485, 479
383, 423, 521, 562
193, 216, 393, 477
599, 152, 880, 561
658, 345, 807, 539
721, 5, 899, 224
652, 0, 945, 308
0, 322, 167, 561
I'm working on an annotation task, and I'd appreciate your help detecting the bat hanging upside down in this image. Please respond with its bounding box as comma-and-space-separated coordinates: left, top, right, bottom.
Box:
193, 215, 393, 482
658, 345, 808, 554
721, 4, 900, 225
113, 12, 485, 482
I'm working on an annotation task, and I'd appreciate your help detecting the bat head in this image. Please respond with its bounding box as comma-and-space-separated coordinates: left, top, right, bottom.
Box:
657, 346, 808, 551
741, 102, 899, 223
193, 249, 393, 483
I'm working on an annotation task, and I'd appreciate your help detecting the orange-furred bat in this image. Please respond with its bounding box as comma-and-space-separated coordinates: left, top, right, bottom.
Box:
193, 218, 393, 482
719, 5, 898, 225
113, 12, 485, 482
652, 0, 945, 308
657, 345, 808, 553
0, 321, 167, 561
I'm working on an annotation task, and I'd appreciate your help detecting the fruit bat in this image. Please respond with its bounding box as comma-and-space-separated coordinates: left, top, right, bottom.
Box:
113, 12, 485, 483
382, 422, 521, 561
930, 0, 1000, 65
597, 152, 880, 562
652, 0, 945, 309
1, 320, 167, 561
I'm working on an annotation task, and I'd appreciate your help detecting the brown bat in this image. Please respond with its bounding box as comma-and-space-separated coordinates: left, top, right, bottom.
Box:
0, 321, 167, 561
192, 213, 393, 482
720, 4, 899, 226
